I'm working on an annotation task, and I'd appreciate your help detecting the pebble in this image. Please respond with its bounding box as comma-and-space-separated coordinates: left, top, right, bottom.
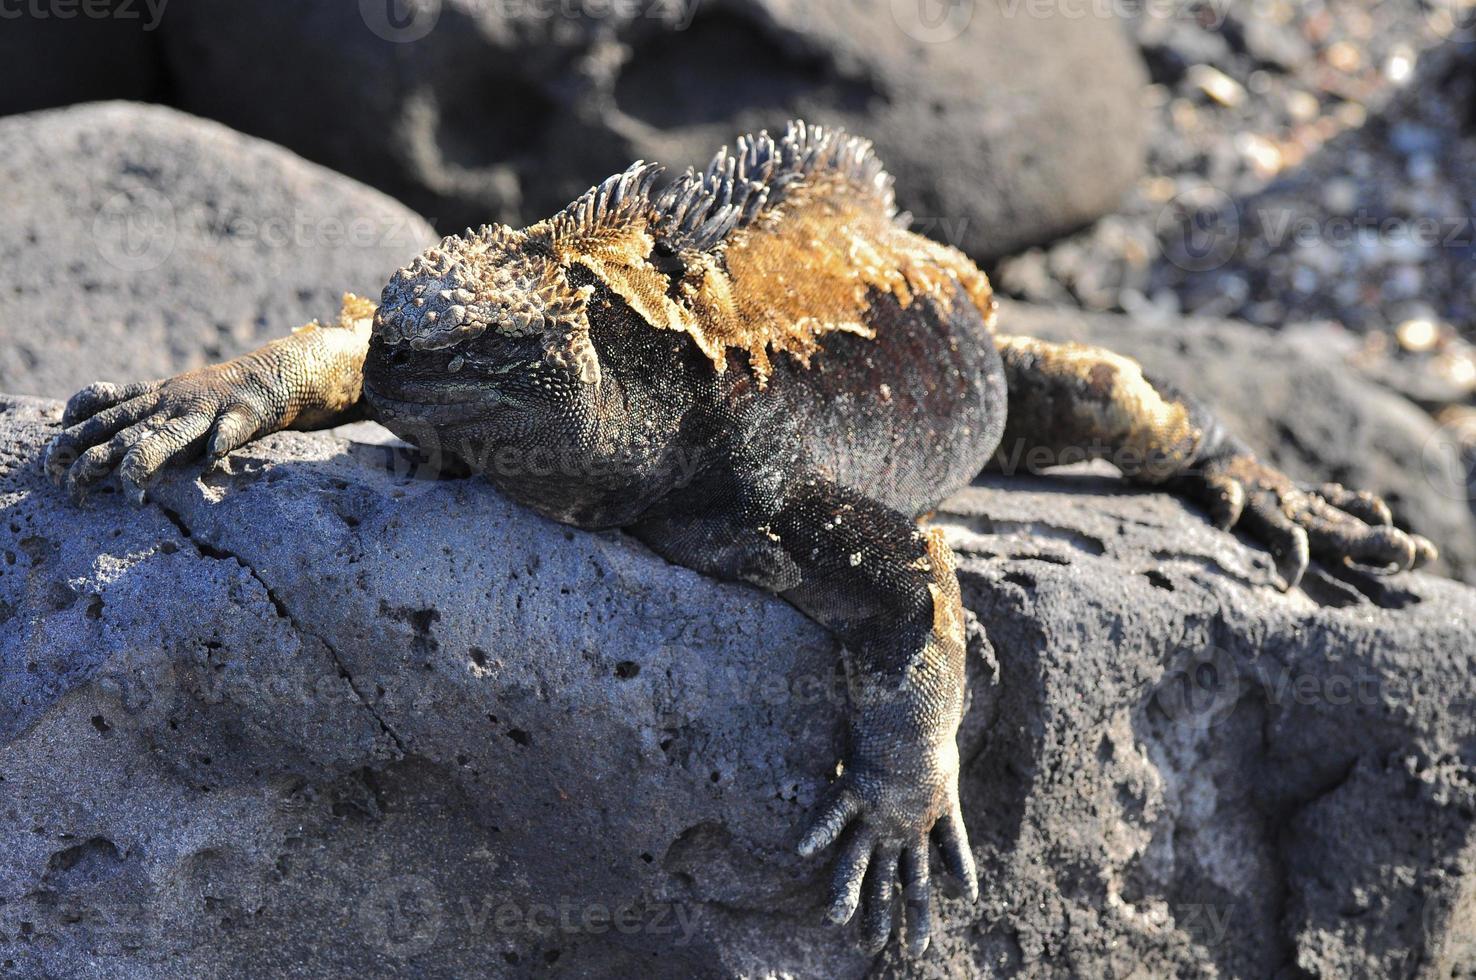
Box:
1384, 45, 1415, 85
1325, 41, 1362, 72
1286, 90, 1321, 122
1188, 64, 1246, 107
1236, 133, 1284, 177
1397, 317, 1441, 353
1320, 178, 1359, 214
1238, 15, 1313, 71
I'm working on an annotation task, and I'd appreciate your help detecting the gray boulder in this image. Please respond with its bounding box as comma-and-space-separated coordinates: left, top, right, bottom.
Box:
0, 102, 437, 399
2, 394, 1473, 978
146, 0, 1145, 261
999, 300, 1476, 584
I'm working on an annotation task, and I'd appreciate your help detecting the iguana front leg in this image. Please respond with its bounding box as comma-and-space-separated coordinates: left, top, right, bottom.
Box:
633, 474, 978, 955
44, 294, 375, 502
994, 334, 1438, 588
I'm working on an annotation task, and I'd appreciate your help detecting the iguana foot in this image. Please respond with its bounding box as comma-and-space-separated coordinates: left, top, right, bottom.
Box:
1174, 453, 1436, 589
45, 365, 279, 504
45, 296, 375, 504
799, 739, 977, 956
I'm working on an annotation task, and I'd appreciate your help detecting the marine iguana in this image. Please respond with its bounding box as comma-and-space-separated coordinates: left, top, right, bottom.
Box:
43, 121, 1436, 956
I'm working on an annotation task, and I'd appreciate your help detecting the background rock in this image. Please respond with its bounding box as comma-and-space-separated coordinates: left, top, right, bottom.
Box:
999, 300, 1476, 583
0, 101, 437, 399
0, 0, 1148, 263
2, 395, 1473, 977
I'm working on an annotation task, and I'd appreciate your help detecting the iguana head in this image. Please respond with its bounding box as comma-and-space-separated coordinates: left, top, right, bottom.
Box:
373, 223, 601, 384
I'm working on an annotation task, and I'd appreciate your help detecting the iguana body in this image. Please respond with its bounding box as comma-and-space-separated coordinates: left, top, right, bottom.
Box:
45, 121, 1435, 956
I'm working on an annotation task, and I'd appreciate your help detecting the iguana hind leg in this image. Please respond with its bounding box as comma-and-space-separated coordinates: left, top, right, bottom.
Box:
45, 294, 375, 502
993, 334, 1437, 588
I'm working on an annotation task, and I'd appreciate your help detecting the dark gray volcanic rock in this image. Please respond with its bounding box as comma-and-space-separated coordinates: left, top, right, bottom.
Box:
2, 395, 1472, 978
999, 300, 1476, 584
0, 102, 437, 399
144, 0, 1145, 262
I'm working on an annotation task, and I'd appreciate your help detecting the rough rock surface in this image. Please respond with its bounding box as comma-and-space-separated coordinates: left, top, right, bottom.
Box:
139, 0, 1146, 262
3, 394, 1473, 978
0, 102, 437, 399
999, 300, 1476, 584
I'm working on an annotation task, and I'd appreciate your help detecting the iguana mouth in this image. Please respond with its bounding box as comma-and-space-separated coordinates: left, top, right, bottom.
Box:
360, 365, 524, 425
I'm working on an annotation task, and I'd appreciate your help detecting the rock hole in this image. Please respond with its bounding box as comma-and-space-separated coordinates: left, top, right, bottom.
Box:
614, 660, 640, 680
46, 836, 121, 875
1004, 570, 1036, 589
90, 715, 111, 735
506, 728, 530, 747
1144, 569, 1175, 591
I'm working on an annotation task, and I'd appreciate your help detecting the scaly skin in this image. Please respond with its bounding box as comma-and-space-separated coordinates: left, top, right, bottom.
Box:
44, 121, 1437, 955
